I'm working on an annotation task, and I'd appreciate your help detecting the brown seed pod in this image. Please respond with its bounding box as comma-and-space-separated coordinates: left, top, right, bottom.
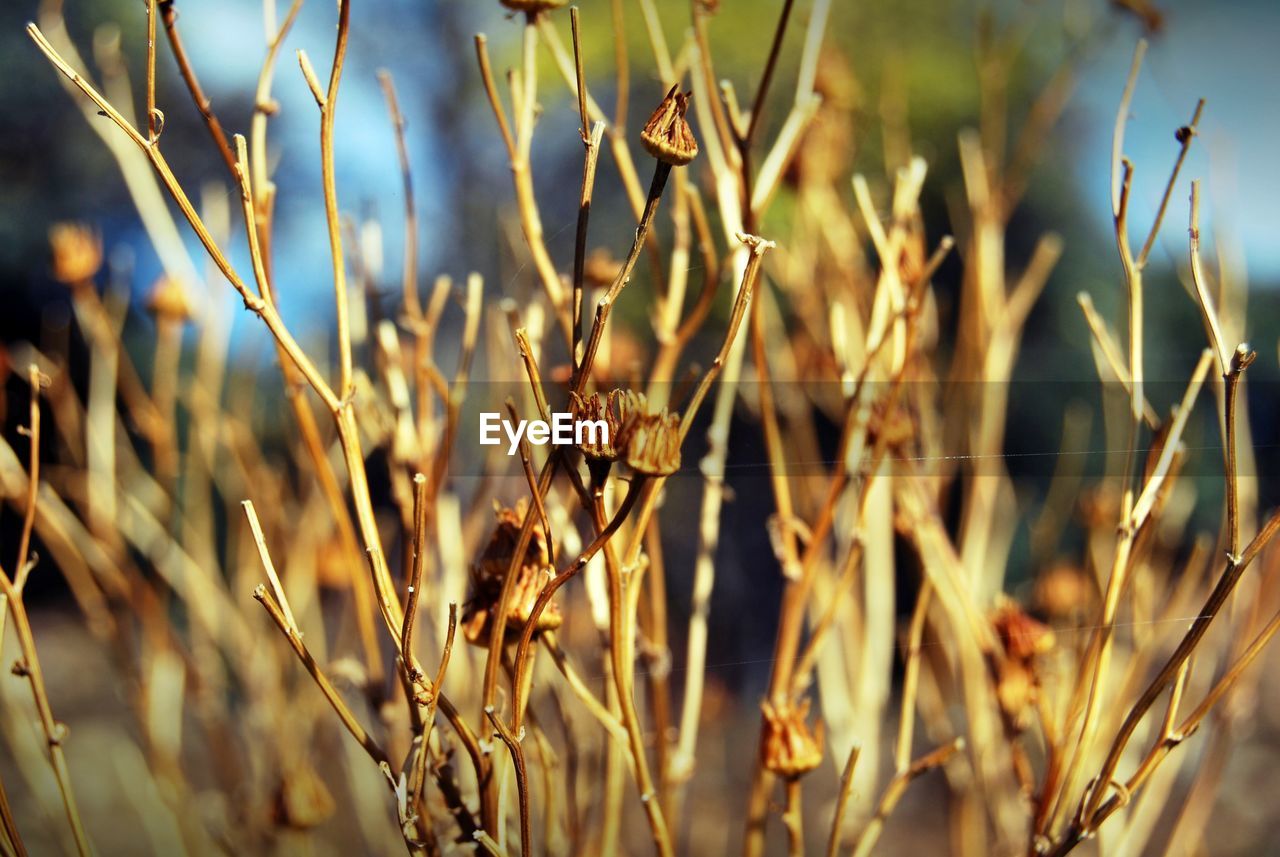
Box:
499, 0, 567, 13
760, 698, 824, 779
990, 597, 1055, 663
146, 275, 194, 322
583, 248, 623, 290
618, 404, 681, 476
462, 562, 562, 645
989, 597, 1055, 724
569, 389, 637, 463
641, 84, 699, 166
475, 499, 550, 583
48, 222, 102, 286
1035, 562, 1092, 619
272, 762, 336, 829
462, 500, 561, 645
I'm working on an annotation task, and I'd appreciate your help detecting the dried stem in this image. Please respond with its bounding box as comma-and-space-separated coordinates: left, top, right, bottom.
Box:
378, 70, 422, 319
825, 742, 862, 857
318, 0, 354, 397
0, 568, 91, 857
158, 0, 237, 174
850, 739, 964, 857
486, 707, 531, 857
253, 585, 390, 767
1054, 507, 1280, 853
14, 366, 43, 593
403, 474, 429, 680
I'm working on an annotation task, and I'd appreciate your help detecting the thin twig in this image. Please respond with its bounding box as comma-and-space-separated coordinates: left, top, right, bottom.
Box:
253, 585, 391, 767
14, 367, 43, 592
487, 707, 531, 857
0, 568, 91, 857
850, 739, 964, 857
825, 742, 862, 857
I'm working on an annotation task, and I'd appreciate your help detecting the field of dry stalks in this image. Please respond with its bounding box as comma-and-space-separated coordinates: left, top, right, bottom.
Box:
2, 0, 1278, 855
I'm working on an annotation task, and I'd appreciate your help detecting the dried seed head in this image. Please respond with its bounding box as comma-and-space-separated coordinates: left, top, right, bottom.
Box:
314, 534, 352, 590
499, 0, 567, 13
996, 660, 1035, 722
584, 248, 623, 290
272, 763, 336, 829
618, 403, 682, 476
476, 499, 550, 583
990, 597, 1054, 725
1112, 0, 1164, 35
867, 397, 915, 449
1077, 484, 1120, 531
1035, 562, 1092, 619
570, 389, 637, 462
48, 222, 102, 286
990, 597, 1055, 663
146, 275, 193, 322
462, 563, 562, 645
760, 698, 824, 779
462, 500, 560, 645
641, 85, 698, 166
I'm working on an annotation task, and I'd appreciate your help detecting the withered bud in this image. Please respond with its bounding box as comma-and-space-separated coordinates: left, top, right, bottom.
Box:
499, 0, 567, 13
476, 499, 549, 582
313, 535, 356, 591
48, 223, 102, 286
1077, 485, 1120, 531
462, 562, 562, 645
1035, 562, 1092, 619
996, 661, 1035, 723
272, 763, 336, 829
462, 500, 561, 645
760, 699, 824, 779
570, 389, 636, 462
618, 404, 682, 476
146, 275, 193, 322
1110, 0, 1164, 34
990, 598, 1055, 663
990, 598, 1053, 725
867, 397, 915, 449
583, 248, 623, 290
641, 85, 698, 166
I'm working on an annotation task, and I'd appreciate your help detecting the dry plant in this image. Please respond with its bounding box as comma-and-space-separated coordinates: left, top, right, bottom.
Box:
2, 0, 1276, 855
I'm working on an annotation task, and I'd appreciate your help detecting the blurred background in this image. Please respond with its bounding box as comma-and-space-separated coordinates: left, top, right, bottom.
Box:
2, 0, 1280, 853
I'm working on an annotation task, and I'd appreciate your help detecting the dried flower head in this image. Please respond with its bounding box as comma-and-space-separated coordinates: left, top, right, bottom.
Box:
1077, 484, 1121, 531
867, 397, 916, 449
476, 499, 549, 581
462, 500, 561, 644
499, 0, 567, 13
641, 85, 698, 166
462, 563, 562, 645
570, 389, 637, 463
1035, 562, 1092, 619
146, 275, 193, 322
584, 248, 623, 290
760, 698, 824, 779
314, 535, 353, 590
991, 597, 1054, 662
618, 404, 681, 476
990, 597, 1055, 724
272, 762, 336, 829
48, 222, 102, 286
